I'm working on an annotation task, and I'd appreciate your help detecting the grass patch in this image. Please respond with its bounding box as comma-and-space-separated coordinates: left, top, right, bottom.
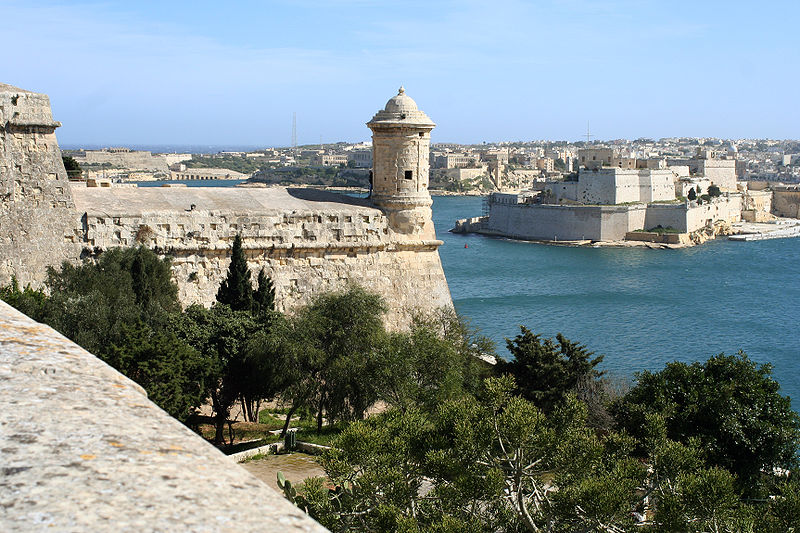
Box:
259, 410, 286, 426
294, 420, 348, 447
263, 406, 293, 415
241, 451, 271, 462
649, 198, 684, 204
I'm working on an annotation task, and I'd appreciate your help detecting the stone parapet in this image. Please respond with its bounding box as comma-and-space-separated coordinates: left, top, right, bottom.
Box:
71, 185, 453, 326
0, 300, 328, 532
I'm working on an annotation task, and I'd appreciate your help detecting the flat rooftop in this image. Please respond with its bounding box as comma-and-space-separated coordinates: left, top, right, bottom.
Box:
71, 185, 379, 217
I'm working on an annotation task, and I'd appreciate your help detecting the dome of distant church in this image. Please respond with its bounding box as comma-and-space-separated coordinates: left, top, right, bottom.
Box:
384, 86, 418, 113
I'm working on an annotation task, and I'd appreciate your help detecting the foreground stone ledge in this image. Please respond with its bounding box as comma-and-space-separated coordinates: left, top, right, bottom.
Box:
0, 301, 327, 532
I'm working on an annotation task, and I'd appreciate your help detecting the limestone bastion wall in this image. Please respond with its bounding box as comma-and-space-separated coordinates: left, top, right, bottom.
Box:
773, 187, 800, 218
0, 84, 83, 288
72, 186, 453, 327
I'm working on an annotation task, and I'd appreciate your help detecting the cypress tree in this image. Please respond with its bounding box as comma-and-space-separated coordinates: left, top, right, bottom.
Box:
687, 187, 697, 201
253, 267, 275, 315
216, 234, 252, 311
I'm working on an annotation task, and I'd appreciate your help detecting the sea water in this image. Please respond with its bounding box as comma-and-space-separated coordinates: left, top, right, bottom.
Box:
432, 195, 800, 406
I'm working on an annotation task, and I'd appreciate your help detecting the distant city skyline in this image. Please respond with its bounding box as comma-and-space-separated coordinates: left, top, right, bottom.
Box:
5, 0, 799, 145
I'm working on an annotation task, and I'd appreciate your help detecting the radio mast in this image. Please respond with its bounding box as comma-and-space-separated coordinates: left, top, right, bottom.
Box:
584, 121, 594, 143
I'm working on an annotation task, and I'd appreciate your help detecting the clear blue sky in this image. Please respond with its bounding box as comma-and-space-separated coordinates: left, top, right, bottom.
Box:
4, 0, 798, 146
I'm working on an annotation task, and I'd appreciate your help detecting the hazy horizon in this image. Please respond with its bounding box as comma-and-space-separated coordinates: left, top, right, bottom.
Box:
6, 0, 799, 146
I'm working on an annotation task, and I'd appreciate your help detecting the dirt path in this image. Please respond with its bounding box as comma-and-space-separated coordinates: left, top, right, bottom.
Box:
240, 453, 326, 491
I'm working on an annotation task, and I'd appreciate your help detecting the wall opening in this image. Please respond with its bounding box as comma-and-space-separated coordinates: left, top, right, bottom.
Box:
404, 170, 413, 180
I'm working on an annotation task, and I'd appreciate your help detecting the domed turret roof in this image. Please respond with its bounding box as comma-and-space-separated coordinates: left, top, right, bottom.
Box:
368, 87, 435, 128
384, 86, 418, 113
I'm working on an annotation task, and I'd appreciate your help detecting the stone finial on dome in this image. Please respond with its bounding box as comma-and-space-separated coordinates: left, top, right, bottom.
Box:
398, 86, 405, 95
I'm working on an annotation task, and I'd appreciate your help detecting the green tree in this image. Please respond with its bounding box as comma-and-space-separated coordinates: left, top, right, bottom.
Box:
216, 234, 252, 311
258, 285, 388, 435
253, 267, 275, 316
289, 377, 646, 532
0, 276, 49, 322
687, 187, 697, 201
708, 184, 721, 197
613, 352, 800, 493
44, 247, 179, 355
374, 309, 491, 415
173, 304, 263, 444
62, 155, 82, 179
496, 326, 604, 413
106, 322, 209, 422
237, 322, 286, 423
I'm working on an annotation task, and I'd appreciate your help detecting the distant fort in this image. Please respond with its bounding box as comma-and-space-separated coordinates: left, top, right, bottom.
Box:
454, 146, 799, 246
0, 83, 452, 325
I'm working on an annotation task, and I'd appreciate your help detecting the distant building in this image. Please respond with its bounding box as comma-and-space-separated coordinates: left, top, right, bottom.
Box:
312, 154, 348, 166
577, 148, 637, 170
171, 168, 248, 180
667, 148, 737, 191
548, 167, 676, 205
536, 157, 554, 172
347, 149, 372, 168
432, 152, 478, 169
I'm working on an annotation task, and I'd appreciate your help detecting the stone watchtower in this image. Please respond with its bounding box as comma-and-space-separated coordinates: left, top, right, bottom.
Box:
367, 87, 436, 239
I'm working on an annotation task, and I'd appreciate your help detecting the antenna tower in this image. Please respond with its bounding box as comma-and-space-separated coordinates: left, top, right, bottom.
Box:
292, 112, 297, 155
584, 121, 594, 143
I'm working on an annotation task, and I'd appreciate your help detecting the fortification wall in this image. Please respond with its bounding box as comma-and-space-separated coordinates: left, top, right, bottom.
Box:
576, 168, 622, 204
639, 170, 675, 203
72, 186, 452, 326
644, 196, 741, 232
76, 150, 169, 171
0, 84, 82, 287
486, 202, 646, 241
0, 300, 327, 532
773, 187, 800, 218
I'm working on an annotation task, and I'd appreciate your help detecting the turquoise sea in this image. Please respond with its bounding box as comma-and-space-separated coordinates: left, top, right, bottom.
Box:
432, 195, 800, 407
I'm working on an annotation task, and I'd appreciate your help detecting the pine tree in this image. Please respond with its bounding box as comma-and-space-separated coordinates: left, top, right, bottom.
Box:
216, 234, 252, 311
253, 267, 275, 315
